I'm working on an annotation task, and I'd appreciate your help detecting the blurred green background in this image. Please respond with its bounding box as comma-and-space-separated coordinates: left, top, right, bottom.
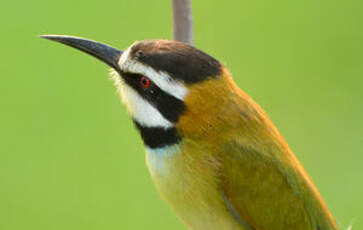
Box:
0, 0, 362, 229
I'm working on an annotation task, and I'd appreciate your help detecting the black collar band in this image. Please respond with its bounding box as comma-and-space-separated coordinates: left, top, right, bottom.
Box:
133, 121, 181, 149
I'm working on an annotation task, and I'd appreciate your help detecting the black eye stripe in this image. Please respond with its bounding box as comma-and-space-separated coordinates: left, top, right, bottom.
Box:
120, 72, 186, 123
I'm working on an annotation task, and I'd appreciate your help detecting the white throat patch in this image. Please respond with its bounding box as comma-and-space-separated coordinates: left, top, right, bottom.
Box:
146, 144, 179, 176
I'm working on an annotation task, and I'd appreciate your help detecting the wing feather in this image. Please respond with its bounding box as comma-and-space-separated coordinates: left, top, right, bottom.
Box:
218, 142, 315, 230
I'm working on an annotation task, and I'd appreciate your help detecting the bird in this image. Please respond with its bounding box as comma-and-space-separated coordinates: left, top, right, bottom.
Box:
41, 35, 339, 230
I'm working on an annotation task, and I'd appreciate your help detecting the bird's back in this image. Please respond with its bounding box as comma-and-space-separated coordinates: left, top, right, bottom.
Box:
215, 72, 338, 230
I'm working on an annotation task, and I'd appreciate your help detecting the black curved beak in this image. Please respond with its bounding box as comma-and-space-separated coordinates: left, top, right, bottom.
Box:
40, 35, 123, 71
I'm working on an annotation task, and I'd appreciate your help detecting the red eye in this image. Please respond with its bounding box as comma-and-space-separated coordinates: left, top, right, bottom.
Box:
140, 76, 151, 89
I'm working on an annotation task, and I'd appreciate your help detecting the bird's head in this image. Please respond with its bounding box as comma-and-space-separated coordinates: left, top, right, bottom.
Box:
42, 35, 240, 149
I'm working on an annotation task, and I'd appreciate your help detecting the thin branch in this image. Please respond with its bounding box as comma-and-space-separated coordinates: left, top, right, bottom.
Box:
172, 0, 194, 45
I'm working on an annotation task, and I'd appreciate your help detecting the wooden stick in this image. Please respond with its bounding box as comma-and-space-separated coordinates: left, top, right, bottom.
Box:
172, 0, 194, 45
